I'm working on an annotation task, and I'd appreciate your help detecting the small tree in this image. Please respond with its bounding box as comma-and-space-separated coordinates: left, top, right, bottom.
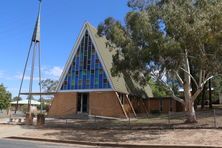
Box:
41, 79, 58, 92
12, 96, 22, 102
0, 84, 12, 111
98, 0, 222, 123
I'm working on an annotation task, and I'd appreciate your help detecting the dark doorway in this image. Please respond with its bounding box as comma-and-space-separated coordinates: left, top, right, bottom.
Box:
77, 93, 89, 113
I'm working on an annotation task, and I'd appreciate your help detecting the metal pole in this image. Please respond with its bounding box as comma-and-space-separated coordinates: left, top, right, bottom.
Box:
27, 0, 42, 117
15, 42, 33, 114
38, 43, 43, 113
28, 42, 37, 116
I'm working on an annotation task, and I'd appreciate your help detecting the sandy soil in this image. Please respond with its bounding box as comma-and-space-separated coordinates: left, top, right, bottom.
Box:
20, 128, 222, 146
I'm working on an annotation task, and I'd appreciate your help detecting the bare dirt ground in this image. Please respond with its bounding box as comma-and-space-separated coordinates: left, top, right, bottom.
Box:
43, 107, 222, 129
0, 125, 31, 138
2, 105, 222, 146
19, 127, 222, 146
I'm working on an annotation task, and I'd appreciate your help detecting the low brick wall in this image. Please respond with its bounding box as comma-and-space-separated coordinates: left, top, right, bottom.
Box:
131, 97, 184, 114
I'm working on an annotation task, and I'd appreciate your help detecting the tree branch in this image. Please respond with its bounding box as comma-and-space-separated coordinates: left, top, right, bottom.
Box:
157, 78, 185, 105
201, 75, 214, 87
180, 67, 199, 89
191, 87, 203, 102
174, 71, 184, 85
199, 70, 203, 86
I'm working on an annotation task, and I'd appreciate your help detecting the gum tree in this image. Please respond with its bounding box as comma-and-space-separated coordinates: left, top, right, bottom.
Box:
98, 0, 222, 123
41, 79, 58, 92
0, 84, 11, 111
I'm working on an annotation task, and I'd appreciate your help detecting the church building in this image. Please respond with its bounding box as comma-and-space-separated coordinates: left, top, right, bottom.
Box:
48, 22, 153, 118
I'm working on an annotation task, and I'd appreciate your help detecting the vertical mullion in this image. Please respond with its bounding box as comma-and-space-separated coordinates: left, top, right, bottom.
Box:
77, 48, 79, 89
86, 31, 89, 89
81, 33, 85, 89
89, 36, 92, 89
70, 52, 74, 89
93, 45, 96, 88
78, 36, 83, 89
74, 51, 77, 89
102, 69, 104, 88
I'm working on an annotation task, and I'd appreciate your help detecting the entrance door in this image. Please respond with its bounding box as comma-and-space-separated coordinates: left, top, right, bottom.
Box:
77, 93, 89, 113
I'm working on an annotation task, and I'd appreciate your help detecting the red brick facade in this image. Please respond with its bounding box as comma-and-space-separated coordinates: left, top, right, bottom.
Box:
48, 91, 137, 118
49, 92, 184, 119
131, 97, 184, 114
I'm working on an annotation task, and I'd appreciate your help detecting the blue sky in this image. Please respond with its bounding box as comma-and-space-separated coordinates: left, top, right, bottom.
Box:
0, 0, 129, 98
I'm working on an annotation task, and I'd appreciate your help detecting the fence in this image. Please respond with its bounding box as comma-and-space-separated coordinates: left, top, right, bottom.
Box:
43, 108, 222, 130
168, 109, 222, 128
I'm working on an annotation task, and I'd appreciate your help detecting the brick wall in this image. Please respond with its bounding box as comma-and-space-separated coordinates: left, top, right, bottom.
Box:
49, 92, 184, 118
130, 98, 147, 113
89, 91, 126, 118
131, 97, 184, 114
48, 92, 77, 116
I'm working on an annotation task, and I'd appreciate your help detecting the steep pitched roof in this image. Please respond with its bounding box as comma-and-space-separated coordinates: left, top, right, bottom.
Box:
57, 22, 153, 98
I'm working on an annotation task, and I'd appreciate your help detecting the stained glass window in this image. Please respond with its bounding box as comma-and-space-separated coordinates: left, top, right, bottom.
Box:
61, 30, 111, 90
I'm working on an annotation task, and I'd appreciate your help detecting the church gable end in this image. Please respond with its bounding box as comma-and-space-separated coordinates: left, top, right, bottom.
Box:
60, 30, 111, 91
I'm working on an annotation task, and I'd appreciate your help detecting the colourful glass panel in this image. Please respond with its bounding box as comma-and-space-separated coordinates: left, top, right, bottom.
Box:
61, 30, 111, 90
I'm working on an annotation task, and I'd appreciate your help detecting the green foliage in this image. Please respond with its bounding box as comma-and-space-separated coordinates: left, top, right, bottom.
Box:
213, 77, 222, 94
98, 0, 222, 92
128, 0, 162, 10
37, 103, 50, 112
12, 96, 22, 102
0, 84, 11, 110
149, 79, 167, 97
212, 77, 222, 100
37, 97, 52, 112
41, 79, 58, 92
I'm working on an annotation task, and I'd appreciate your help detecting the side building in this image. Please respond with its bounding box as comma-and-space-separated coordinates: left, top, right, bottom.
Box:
48, 22, 153, 118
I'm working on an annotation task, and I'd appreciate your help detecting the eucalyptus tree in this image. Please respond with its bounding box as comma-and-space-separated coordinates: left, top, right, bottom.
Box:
41, 79, 58, 92
98, 0, 222, 123
0, 84, 11, 111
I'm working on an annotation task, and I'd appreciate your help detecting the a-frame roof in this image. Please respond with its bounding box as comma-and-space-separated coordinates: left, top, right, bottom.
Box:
57, 22, 153, 98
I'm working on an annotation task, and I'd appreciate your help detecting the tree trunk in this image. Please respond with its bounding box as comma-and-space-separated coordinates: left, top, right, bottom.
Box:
191, 81, 198, 110
183, 49, 197, 123
184, 99, 197, 123
190, 65, 198, 110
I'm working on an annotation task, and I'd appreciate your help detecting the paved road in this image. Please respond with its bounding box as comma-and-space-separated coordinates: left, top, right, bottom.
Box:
0, 139, 103, 148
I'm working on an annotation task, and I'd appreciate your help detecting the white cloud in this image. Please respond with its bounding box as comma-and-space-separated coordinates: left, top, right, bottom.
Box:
43, 66, 63, 80
0, 70, 14, 80
15, 74, 39, 81
12, 66, 63, 81
0, 71, 4, 78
